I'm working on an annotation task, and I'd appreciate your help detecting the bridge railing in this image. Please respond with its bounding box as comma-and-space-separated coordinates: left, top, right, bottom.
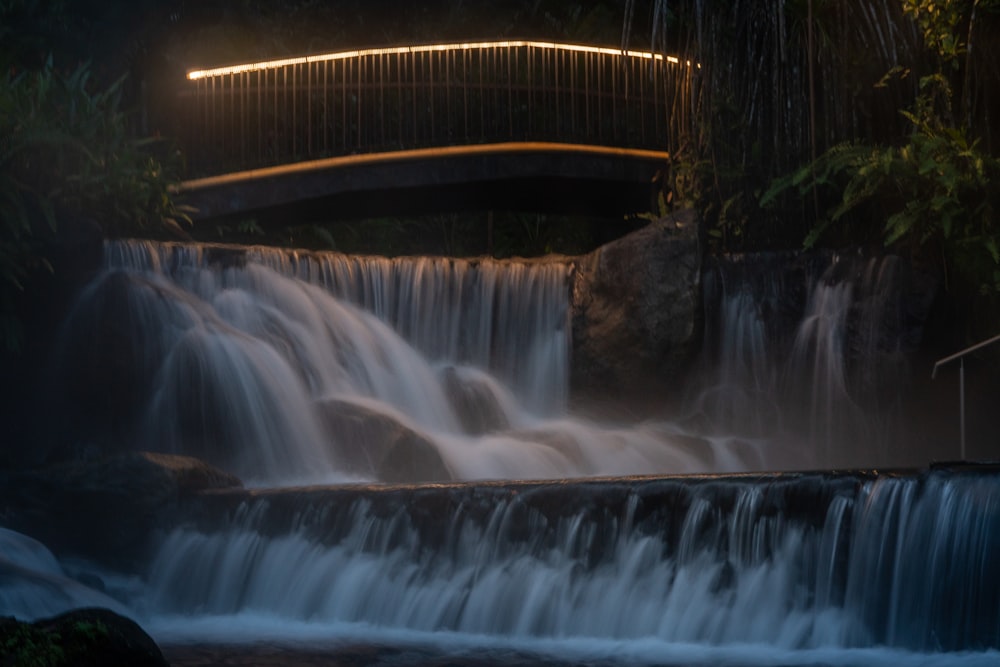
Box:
179, 41, 695, 177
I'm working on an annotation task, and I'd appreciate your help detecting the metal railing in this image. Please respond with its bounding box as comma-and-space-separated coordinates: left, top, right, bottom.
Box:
932, 332, 1000, 460
177, 40, 695, 177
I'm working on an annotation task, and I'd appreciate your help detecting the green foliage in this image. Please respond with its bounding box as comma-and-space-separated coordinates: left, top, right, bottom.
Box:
691, 149, 773, 253
0, 59, 190, 351
1, 623, 65, 667
762, 0, 1000, 294
901, 0, 968, 65
1, 619, 109, 667
4, 61, 191, 237
898, 0, 1000, 65
68, 619, 109, 645
763, 74, 999, 293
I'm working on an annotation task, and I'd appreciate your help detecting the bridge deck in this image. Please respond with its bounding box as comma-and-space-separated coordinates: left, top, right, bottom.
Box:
175, 142, 671, 223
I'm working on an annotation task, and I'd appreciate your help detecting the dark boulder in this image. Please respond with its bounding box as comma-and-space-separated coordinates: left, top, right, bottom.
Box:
570, 209, 702, 401
317, 398, 452, 483
0, 216, 103, 468
1, 607, 167, 667
440, 366, 511, 435
137, 451, 244, 493
46, 269, 206, 462
0, 452, 241, 571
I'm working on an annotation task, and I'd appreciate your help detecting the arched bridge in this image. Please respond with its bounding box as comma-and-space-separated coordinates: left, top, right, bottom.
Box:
174, 40, 695, 222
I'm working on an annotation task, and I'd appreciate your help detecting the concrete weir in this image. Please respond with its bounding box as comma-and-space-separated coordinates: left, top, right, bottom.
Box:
157, 465, 1000, 653
175, 469, 877, 540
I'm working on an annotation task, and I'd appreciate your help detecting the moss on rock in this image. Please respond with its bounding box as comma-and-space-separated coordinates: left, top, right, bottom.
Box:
1, 608, 167, 667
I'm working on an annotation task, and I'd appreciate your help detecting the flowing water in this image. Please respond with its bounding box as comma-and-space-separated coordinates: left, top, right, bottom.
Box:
53, 239, 766, 485
5, 239, 996, 664
141, 471, 1000, 653
4, 471, 998, 665
694, 252, 929, 468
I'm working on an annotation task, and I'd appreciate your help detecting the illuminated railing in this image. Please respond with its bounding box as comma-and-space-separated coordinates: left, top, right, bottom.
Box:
932, 332, 1000, 459
179, 40, 695, 176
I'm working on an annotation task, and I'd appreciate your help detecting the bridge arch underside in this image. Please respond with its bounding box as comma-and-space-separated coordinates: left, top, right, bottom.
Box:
177, 143, 670, 225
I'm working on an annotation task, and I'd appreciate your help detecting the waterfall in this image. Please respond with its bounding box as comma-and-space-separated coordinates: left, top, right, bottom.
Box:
694, 251, 931, 468
104, 240, 570, 413
54, 239, 759, 484
7, 238, 997, 665
5, 470, 997, 661
134, 469, 999, 655
239, 247, 572, 413
49, 240, 938, 479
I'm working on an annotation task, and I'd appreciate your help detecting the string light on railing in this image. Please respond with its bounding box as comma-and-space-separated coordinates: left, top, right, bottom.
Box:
187, 40, 696, 80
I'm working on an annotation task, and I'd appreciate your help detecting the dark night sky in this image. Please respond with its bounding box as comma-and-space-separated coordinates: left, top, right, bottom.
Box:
12, 2, 653, 60
1, 0, 663, 158
3, 1, 662, 91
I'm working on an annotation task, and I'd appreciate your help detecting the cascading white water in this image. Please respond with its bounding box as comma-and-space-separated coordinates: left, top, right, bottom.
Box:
147, 500, 838, 644
126, 470, 999, 660
787, 276, 862, 458
7, 239, 998, 666
694, 252, 925, 468
106, 240, 570, 413
5, 471, 998, 664
69, 239, 760, 484
246, 249, 572, 413
694, 283, 779, 436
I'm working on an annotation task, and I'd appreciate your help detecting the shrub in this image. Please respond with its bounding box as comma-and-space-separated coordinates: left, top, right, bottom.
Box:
0, 59, 191, 351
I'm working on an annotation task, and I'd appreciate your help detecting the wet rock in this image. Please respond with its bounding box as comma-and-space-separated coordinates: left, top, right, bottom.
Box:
0, 452, 241, 571
317, 398, 452, 483
440, 366, 510, 435
48, 270, 203, 460
137, 451, 244, 493
1, 607, 168, 667
570, 209, 702, 401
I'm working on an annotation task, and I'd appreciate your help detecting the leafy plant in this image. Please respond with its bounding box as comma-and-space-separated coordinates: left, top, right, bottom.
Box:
762, 1, 1000, 294
1, 59, 190, 351
901, 0, 969, 66
1, 619, 110, 667
764, 75, 998, 291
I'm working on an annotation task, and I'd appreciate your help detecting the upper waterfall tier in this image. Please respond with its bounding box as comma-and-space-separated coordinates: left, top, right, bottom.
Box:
104, 240, 571, 413
50, 238, 758, 484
